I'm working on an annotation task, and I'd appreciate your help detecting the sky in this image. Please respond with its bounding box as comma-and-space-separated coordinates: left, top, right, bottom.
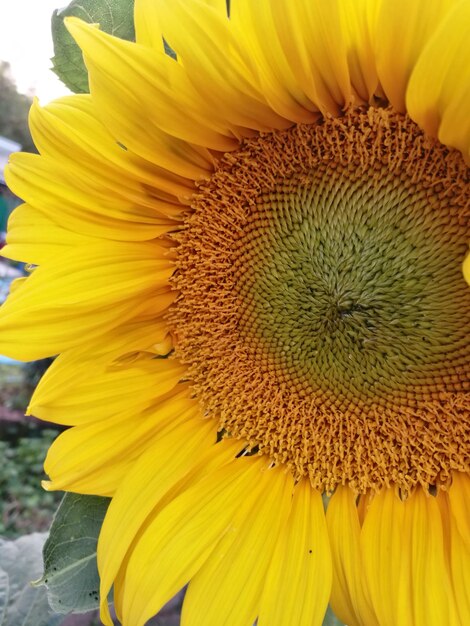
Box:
0, 0, 71, 104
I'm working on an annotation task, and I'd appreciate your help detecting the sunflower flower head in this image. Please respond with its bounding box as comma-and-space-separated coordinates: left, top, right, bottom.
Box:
1, 1, 469, 625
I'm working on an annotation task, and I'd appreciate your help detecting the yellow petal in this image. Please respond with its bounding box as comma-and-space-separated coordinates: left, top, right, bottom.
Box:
200, 0, 228, 15
134, 0, 165, 51
339, 0, 379, 102
181, 465, 294, 626
5, 153, 178, 243
115, 454, 271, 626
232, 0, 351, 116
258, 479, 332, 626
97, 415, 228, 626
111, 436, 244, 625
0, 242, 173, 360
361, 488, 408, 626
66, 18, 239, 155
29, 314, 170, 414
148, 0, 294, 131
408, 489, 458, 625
448, 519, 470, 625
448, 472, 470, 548
69, 314, 170, 364
29, 353, 185, 425
29, 95, 194, 203
43, 388, 198, 495
442, 474, 470, 624
135, 0, 229, 51
3, 202, 94, 265
374, 0, 456, 112
326, 486, 378, 626
406, 0, 470, 156
222, 0, 319, 123
362, 487, 456, 626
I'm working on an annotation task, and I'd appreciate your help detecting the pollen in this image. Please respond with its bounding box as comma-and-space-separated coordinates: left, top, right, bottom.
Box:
169, 107, 470, 494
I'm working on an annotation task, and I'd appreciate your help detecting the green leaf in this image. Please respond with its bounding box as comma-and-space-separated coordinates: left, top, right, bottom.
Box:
51, 0, 136, 93
0, 533, 64, 626
38, 493, 110, 614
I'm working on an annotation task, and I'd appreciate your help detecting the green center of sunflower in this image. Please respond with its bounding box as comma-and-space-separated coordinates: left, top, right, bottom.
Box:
169, 107, 470, 494
237, 170, 468, 412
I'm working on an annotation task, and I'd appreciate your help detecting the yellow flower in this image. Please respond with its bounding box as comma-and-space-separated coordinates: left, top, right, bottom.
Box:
1, 1, 469, 625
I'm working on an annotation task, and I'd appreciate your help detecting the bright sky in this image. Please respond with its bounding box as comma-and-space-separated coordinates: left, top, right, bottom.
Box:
0, 0, 71, 104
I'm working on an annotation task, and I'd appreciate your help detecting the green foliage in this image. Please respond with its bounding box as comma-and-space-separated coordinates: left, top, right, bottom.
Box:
0, 360, 52, 414
0, 533, 64, 626
39, 493, 110, 614
0, 430, 62, 537
0, 363, 28, 414
0, 62, 34, 153
51, 0, 136, 93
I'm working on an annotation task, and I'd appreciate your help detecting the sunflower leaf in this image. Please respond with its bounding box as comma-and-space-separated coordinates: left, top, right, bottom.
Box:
37, 493, 110, 614
51, 0, 136, 93
0, 533, 64, 626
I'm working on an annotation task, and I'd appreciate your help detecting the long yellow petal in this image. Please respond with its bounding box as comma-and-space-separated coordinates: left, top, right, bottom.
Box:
443, 474, 470, 624
223, 0, 319, 123
66, 18, 239, 154
362, 487, 456, 626
181, 465, 294, 626
5, 153, 179, 243
448, 516, 470, 625
326, 486, 378, 626
409, 489, 458, 625
199, 0, 228, 15
149, 0, 294, 131
28, 314, 170, 421
361, 488, 408, 626
0, 242, 173, 360
339, 0, 378, 102
64, 314, 171, 365
135, 0, 228, 50
232, 0, 351, 116
134, 0, 165, 51
258, 479, 332, 626
42, 387, 198, 495
29, 96, 194, 203
97, 416, 228, 626
110, 436, 244, 624
116, 454, 270, 626
29, 353, 185, 426
448, 472, 470, 544
406, 0, 470, 157
3, 202, 94, 265
374, 0, 456, 112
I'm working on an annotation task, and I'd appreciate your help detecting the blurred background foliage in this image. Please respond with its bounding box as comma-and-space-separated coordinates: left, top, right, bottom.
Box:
0, 427, 60, 537
0, 360, 61, 538
0, 61, 35, 153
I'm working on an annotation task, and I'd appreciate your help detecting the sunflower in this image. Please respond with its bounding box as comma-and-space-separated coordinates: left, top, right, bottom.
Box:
1, 0, 469, 624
